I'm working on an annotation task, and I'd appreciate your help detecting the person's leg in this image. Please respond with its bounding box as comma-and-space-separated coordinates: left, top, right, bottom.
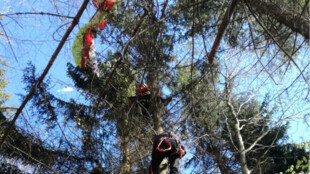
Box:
150, 150, 165, 174
167, 139, 180, 174
168, 155, 180, 174
144, 94, 152, 108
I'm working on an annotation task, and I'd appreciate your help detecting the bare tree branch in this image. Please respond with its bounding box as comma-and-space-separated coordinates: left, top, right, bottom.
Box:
226, 97, 251, 174
0, 22, 18, 62
0, 107, 18, 110
2, 12, 74, 19
245, 0, 310, 90
0, 0, 90, 148
246, 0, 309, 40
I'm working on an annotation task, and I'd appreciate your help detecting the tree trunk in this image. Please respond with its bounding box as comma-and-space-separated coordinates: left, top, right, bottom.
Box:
149, 71, 164, 134
150, 80, 167, 174
208, 131, 229, 174
247, 0, 309, 40
146, 53, 168, 172
153, 108, 164, 134
119, 115, 132, 173
225, 80, 251, 174
228, 101, 251, 174
121, 134, 131, 174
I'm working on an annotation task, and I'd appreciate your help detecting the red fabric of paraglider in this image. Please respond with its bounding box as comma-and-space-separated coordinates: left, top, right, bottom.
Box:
80, 18, 107, 69
98, 19, 108, 30
84, 28, 94, 47
77, 0, 116, 75
81, 28, 95, 69
92, 0, 116, 11
136, 86, 152, 96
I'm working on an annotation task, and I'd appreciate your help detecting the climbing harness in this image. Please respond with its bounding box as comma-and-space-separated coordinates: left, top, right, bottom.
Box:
72, 0, 116, 77
156, 138, 172, 153
149, 132, 186, 174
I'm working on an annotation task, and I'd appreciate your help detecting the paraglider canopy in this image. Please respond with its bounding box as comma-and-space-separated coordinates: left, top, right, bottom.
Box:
72, 0, 117, 77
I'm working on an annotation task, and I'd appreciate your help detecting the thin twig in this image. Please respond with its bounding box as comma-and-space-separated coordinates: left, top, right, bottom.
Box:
0, 22, 18, 62
241, 0, 278, 85
0, 107, 18, 110
2, 12, 74, 19
245, 0, 310, 89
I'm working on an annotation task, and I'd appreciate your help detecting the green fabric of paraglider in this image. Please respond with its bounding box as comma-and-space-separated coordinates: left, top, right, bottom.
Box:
72, 14, 107, 68
71, 0, 116, 77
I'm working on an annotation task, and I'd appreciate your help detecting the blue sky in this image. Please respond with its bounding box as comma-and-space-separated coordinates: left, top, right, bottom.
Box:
1, 1, 310, 172
1, 0, 309, 141
1, 0, 80, 103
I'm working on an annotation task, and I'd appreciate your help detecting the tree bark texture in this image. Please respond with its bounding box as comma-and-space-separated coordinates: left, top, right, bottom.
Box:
121, 134, 132, 174
208, 0, 239, 64
227, 98, 251, 174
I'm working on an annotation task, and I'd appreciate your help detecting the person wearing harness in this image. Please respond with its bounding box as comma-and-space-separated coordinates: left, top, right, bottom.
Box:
149, 132, 186, 174
128, 81, 153, 110
128, 81, 172, 112
135, 81, 152, 96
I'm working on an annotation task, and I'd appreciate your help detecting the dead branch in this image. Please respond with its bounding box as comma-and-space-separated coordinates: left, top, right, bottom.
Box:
2, 12, 74, 19
208, 0, 239, 64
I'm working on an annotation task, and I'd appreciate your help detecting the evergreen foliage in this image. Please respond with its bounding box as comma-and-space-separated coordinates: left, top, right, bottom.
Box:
0, 0, 309, 173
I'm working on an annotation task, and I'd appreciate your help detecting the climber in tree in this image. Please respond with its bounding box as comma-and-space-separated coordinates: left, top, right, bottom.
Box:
128, 81, 153, 113
135, 81, 152, 96
128, 81, 172, 113
149, 132, 186, 174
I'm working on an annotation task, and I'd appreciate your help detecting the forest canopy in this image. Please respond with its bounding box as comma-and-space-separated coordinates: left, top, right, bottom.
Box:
0, 0, 309, 173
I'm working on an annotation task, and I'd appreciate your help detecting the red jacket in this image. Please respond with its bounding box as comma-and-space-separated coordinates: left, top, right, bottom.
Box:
136, 85, 152, 96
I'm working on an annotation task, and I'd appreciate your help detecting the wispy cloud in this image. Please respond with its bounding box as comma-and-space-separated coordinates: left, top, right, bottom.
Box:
57, 87, 74, 93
